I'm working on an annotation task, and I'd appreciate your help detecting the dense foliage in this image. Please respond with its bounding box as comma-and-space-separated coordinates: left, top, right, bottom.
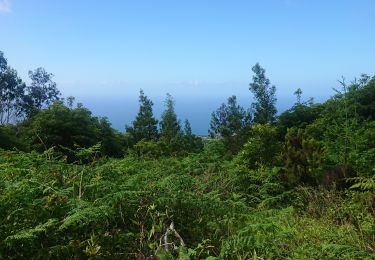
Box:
1, 148, 374, 259
0, 50, 374, 259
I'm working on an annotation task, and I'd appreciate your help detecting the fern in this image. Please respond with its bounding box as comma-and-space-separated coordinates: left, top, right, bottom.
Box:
59, 203, 113, 230
349, 175, 375, 191
5, 219, 58, 245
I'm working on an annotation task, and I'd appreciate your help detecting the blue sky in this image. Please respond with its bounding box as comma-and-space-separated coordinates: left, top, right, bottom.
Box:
1, 0, 374, 134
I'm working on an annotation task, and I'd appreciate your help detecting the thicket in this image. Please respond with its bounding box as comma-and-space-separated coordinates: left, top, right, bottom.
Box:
0, 51, 374, 259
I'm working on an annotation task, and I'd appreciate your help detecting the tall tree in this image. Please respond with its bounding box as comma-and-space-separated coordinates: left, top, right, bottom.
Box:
182, 119, 204, 153
249, 63, 277, 124
125, 89, 158, 144
98, 117, 124, 158
184, 119, 193, 137
294, 88, 302, 104
0, 51, 6, 70
0, 51, 26, 124
209, 95, 250, 138
160, 93, 181, 141
209, 95, 251, 154
22, 67, 61, 117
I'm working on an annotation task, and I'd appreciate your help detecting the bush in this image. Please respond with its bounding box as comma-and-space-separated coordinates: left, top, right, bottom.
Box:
234, 124, 281, 169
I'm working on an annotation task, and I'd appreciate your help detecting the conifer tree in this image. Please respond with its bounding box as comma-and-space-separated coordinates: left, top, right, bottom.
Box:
125, 89, 158, 144
160, 93, 181, 141
283, 128, 324, 185
209, 95, 250, 138
209, 95, 251, 154
249, 63, 277, 124
184, 119, 193, 137
294, 88, 302, 104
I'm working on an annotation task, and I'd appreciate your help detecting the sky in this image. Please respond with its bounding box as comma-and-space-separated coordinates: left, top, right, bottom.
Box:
1, 0, 374, 134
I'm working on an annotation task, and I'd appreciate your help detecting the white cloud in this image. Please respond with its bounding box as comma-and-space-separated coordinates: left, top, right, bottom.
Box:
0, 0, 12, 14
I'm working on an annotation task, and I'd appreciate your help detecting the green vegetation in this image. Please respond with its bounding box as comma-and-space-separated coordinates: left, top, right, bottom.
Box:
0, 51, 374, 259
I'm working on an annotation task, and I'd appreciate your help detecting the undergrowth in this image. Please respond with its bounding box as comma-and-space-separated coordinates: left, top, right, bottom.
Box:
1, 150, 374, 259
